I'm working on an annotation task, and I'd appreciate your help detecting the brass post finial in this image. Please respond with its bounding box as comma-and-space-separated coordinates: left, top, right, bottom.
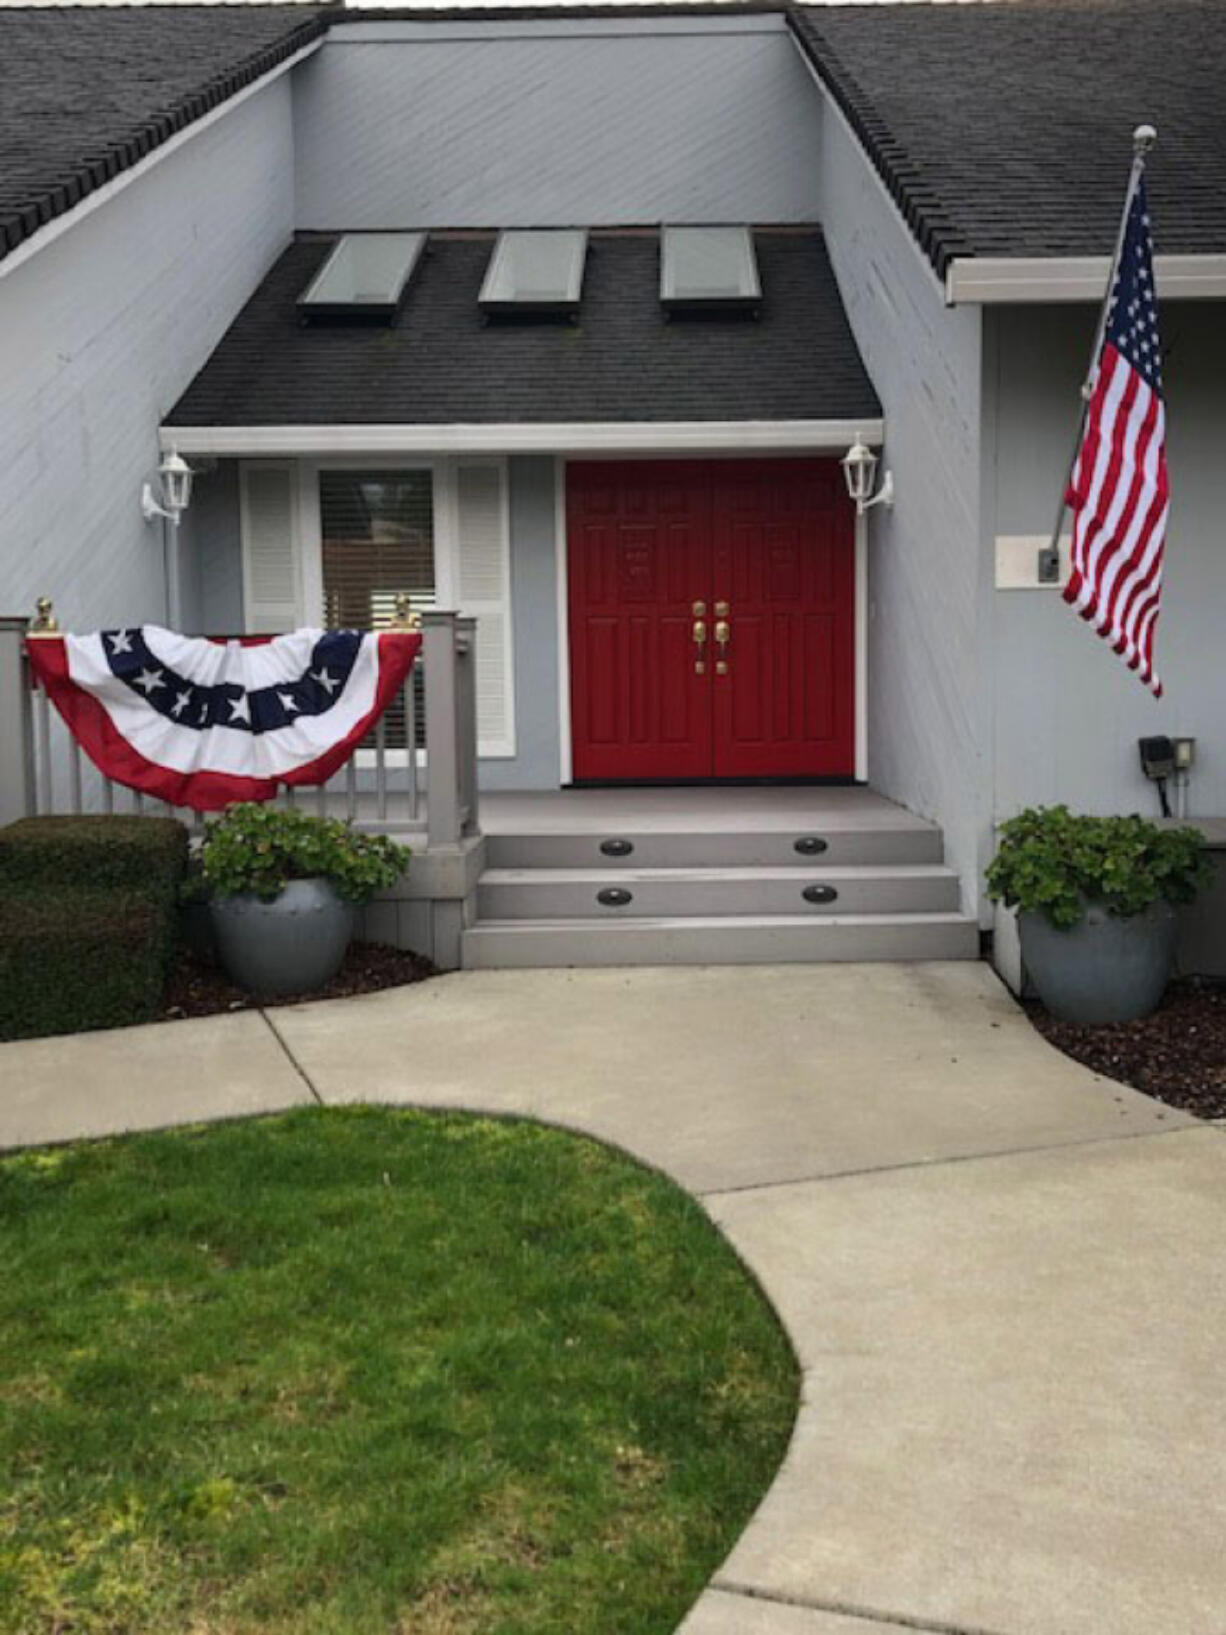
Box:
27, 597, 60, 635
390, 593, 422, 632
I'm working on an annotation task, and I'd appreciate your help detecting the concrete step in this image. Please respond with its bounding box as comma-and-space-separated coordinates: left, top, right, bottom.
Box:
485, 823, 944, 871
461, 912, 981, 969
477, 863, 962, 920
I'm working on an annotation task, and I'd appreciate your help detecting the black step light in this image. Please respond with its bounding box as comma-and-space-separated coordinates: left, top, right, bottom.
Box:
794, 836, 828, 856
597, 888, 634, 908
600, 838, 634, 858
802, 884, 838, 905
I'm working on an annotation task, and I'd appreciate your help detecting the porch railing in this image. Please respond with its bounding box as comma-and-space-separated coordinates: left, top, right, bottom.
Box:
0, 610, 481, 851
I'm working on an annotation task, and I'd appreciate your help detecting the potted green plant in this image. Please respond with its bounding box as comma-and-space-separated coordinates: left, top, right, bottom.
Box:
986, 805, 1209, 1024
200, 803, 410, 997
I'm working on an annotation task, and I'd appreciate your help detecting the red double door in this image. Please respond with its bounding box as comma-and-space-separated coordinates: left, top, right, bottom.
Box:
567, 459, 855, 782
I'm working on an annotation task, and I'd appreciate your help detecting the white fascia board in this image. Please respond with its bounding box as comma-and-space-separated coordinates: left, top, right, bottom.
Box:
161, 420, 885, 457
946, 254, 1226, 305
0, 38, 323, 283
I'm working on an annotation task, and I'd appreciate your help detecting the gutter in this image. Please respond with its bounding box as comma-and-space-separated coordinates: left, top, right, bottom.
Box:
159, 420, 886, 458
945, 254, 1226, 305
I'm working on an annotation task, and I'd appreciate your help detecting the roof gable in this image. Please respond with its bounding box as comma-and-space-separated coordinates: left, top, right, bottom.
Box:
0, 4, 325, 265
788, 0, 1226, 276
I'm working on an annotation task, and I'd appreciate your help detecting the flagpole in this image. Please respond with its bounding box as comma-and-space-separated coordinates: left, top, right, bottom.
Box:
1043, 123, 1157, 575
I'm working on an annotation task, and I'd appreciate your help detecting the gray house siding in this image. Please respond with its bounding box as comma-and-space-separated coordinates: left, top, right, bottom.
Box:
810, 80, 986, 913
0, 78, 296, 633
987, 302, 1226, 822
293, 15, 823, 231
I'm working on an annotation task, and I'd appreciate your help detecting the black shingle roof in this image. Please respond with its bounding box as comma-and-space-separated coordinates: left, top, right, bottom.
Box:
0, 4, 326, 263
788, 0, 1226, 276
166, 230, 880, 427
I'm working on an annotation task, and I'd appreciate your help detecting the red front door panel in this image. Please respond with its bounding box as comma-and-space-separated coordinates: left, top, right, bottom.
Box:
568, 459, 854, 782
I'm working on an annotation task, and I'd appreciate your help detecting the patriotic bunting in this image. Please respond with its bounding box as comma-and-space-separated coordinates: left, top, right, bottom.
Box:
26, 626, 421, 812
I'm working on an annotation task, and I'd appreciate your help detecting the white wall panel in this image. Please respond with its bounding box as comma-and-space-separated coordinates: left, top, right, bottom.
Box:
987, 303, 1226, 822
294, 18, 822, 230
813, 92, 986, 913
0, 79, 296, 632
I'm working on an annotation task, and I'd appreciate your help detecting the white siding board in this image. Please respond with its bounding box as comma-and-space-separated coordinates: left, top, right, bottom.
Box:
813, 93, 986, 913
294, 23, 822, 230
0, 80, 295, 631
987, 303, 1226, 822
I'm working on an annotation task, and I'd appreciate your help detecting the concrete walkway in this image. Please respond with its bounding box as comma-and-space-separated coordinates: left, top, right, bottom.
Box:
2, 962, 1224, 1635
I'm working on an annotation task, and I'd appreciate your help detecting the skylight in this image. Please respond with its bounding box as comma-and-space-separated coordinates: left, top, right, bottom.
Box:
298, 233, 427, 322
479, 229, 589, 317
660, 226, 761, 314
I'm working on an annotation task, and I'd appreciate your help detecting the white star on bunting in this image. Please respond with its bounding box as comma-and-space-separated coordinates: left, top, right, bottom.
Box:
229, 694, 252, 724
312, 667, 339, 695
108, 630, 134, 655
277, 692, 299, 715
134, 667, 165, 694
171, 690, 192, 718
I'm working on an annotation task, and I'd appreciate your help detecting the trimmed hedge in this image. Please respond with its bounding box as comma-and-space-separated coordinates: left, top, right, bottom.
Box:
0, 816, 188, 1041
0, 815, 187, 892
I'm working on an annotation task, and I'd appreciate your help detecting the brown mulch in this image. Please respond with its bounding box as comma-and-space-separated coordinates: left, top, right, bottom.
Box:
1025, 978, 1226, 1121
162, 942, 437, 1020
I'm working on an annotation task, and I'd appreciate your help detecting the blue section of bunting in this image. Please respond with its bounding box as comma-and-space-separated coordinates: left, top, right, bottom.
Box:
100, 629, 363, 736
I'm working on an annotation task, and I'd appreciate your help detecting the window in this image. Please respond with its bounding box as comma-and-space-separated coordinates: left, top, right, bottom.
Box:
478, 229, 588, 317
319, 469, 434, 746
659, 226, 761, 314
298, 233, 426, 323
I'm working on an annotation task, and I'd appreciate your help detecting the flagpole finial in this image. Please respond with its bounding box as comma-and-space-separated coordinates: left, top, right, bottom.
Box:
1133, 124, 1158, 155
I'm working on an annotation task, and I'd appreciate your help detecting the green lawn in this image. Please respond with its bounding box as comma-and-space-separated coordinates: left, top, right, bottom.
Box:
0, 1108, 797, 1634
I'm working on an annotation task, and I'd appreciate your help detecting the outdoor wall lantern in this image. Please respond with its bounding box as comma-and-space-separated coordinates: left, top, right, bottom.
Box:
840, 434, 894, 516
141, 447, 194, 526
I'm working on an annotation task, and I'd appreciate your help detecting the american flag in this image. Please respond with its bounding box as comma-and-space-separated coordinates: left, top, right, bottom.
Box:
1064, 174, 1168, 697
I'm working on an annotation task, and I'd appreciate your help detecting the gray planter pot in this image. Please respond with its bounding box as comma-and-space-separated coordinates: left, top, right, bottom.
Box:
209, 878, 354, 998
1020, 898, 1178, 1025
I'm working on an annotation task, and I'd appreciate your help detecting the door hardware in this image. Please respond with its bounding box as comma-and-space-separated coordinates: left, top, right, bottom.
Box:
714, 619, 730, 675
692, 600, 706, 616
714, 600, 729, 617
693, 617, 707, 675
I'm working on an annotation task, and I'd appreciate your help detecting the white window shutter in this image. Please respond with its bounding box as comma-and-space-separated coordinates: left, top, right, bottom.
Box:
240, 462, 300, 633
454, 461, 514, 757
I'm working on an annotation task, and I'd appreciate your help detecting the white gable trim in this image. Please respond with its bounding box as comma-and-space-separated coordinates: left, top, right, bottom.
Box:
0, 38, 323, 283
162, 420, 883, 458
946, 254, 1226, 305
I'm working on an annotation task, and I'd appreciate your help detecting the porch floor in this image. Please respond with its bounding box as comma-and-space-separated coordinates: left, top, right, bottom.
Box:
478, 785, 933, 837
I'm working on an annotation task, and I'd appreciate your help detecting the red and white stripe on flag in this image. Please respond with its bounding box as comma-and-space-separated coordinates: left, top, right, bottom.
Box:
1063, 176, 1168, 697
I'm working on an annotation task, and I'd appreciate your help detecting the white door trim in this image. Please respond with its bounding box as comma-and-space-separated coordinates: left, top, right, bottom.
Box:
554, 455, 573, 786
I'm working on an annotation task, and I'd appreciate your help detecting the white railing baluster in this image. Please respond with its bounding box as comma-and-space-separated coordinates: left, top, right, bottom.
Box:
69, 742, 83, 813
35, 684, 52, 814
406, 673, 419, 823
316, 777, 328, 820
375, 713, 388, 822
345, 757, 357, 823
285, 784, 297, 809
102, 778, 114, 814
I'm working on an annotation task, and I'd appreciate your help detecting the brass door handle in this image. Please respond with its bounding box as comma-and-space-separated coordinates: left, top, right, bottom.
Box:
714, 618, 730, 675
693, 618, 707, 674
